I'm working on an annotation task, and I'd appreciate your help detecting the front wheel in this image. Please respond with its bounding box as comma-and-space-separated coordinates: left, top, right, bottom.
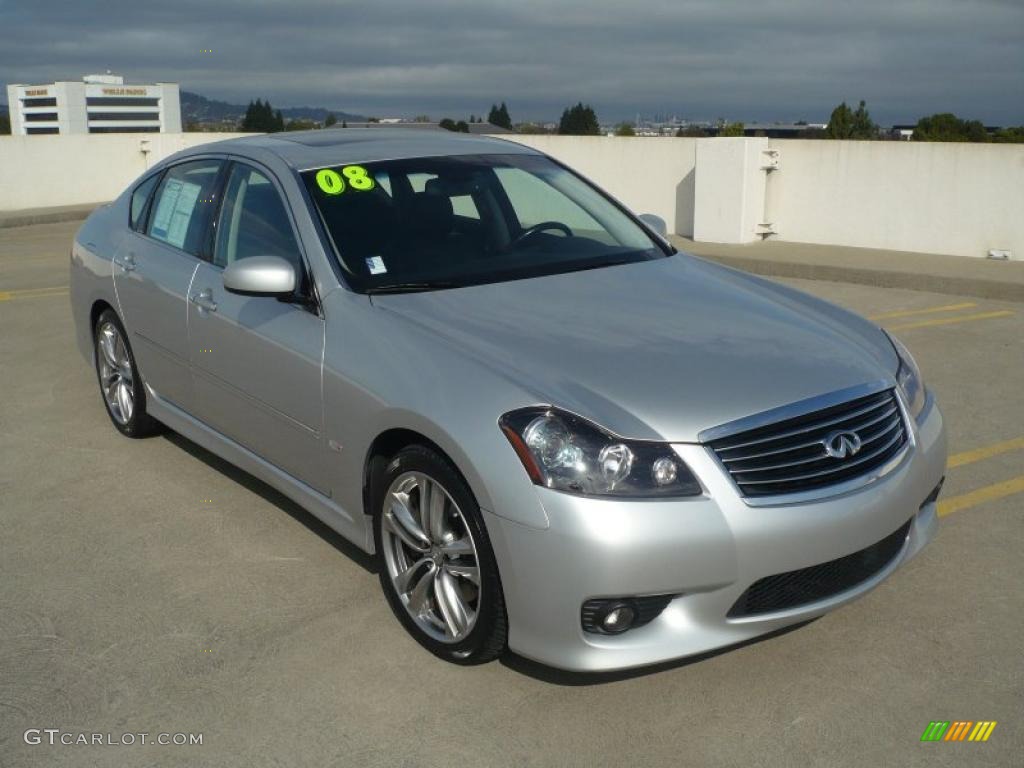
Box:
94, 309, 160, 438
373, 445, 507, 664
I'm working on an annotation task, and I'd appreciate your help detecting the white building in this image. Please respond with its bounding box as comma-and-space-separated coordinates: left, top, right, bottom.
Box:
5, 74, 181, 135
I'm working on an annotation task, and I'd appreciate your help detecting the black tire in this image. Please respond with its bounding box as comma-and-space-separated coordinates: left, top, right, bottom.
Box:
372, 445, 507, 664
93, 309, 161, 438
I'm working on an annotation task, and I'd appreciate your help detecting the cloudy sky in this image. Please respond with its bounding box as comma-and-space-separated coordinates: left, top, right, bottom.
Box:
2, 0, 1022, 125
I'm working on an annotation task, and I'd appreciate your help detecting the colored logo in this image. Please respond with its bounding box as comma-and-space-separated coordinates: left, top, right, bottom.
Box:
920, 721, 997, 742
823, 430, 862, 459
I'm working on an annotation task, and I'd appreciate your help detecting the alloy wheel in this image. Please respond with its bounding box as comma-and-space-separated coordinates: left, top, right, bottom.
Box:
97, 321, 135, 425
380, 471, 481, 643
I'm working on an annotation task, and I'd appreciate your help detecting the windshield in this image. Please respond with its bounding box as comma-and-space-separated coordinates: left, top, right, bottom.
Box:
301, 153, 665, 292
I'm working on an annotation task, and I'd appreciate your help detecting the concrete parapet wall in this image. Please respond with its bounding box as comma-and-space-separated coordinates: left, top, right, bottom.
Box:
0, 133, 253, 210
1, 132, 1020, 259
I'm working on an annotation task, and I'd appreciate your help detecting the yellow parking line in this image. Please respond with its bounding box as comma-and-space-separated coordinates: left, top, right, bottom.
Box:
0, 286, 69, 301
938, 475, 1024, 518
869, 302, 976, 321
887, 310, 1014, 332
949, 437, 1024, 469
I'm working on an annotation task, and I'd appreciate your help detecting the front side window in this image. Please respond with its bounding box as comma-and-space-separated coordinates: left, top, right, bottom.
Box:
213, 164, 302, 271
302, 153, 663, 292
147, 160, 222, 255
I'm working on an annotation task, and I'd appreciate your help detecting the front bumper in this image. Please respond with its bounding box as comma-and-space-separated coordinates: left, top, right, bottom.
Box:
485, 394, 946, 672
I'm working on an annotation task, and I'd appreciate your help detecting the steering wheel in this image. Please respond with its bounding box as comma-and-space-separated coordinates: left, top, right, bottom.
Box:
510, 221, 573, 248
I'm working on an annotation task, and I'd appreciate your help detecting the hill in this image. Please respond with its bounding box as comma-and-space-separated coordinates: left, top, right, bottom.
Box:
180, 91, 364, 126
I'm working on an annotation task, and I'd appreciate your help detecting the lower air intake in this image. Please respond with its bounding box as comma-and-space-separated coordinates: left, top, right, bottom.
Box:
727, 519, 912, 618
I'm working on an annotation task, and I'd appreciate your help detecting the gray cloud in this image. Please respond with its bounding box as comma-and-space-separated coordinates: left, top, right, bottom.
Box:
1, 0, 1021, 124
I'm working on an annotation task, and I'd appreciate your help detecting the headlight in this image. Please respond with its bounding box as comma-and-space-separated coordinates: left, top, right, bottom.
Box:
885, 331, 926, 420
499, 407, 701, 498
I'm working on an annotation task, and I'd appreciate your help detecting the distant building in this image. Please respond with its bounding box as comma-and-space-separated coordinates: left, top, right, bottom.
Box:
5, 74, 181, 135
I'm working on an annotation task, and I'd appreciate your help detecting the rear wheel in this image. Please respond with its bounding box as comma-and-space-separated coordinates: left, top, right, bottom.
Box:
373, 445, 507, 664
94, 309, 160, 438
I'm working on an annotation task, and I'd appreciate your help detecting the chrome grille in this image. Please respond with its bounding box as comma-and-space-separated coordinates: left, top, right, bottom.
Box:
708, 388, 908, 498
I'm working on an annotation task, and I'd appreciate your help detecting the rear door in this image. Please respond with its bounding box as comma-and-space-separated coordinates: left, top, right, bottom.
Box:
113, 159, 222, 409
188, 161, 328, 493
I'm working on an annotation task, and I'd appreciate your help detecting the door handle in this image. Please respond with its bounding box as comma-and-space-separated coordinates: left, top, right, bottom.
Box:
189, 288, 218, 313
114, 253, 136, 272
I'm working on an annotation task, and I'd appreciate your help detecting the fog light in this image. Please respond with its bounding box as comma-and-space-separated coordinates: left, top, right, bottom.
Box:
600, 603, 636, 633
581, 594, 677, 634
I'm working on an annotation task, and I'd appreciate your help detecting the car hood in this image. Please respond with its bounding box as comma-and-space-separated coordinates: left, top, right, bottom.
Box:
370, 254, 898, 442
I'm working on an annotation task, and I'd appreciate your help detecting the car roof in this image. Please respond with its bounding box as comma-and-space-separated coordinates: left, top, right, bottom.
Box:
181, 128, 541, 171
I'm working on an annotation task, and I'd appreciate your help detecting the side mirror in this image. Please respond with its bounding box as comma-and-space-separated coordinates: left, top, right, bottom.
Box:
222, 256, 296, 297
638, 213, 668, 238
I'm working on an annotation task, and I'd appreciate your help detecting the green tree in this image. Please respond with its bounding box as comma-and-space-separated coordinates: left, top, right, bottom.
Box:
240, 99, 261, 131
437, 118, 469, 134
285, 118, 317, 131
993, 126, 1024, 143
912, 113, 990, 142
825, 100, 878, 139
240, 99, 286, 133
614, 123, 636, 136
487, 102, 513, 129
324, 112, 337, 127
496, 102, 511, 129
558, 102, 600, 135
675, 125, 707, 137
718, 122, 745, 137
1, 112, 12, 134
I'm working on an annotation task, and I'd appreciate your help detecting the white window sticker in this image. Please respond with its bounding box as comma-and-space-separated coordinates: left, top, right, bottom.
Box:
365, 256, 387, 275
150, 179, 202, 249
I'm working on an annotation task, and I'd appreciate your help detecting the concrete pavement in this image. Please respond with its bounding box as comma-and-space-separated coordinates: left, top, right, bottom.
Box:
1, 221, 1021, 767
673, 236, 1024, 302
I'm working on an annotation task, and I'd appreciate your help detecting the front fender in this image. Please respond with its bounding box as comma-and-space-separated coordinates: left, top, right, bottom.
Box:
321, 290, 551, 534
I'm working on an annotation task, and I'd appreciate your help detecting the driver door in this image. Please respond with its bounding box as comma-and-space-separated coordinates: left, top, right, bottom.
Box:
188, 161, 328, 494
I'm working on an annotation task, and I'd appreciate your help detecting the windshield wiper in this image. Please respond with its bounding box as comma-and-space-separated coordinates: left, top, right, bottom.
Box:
365, 281, 464, 295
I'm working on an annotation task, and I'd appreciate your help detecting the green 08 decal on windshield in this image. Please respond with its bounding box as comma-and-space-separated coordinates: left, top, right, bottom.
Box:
315, 166, 375, 195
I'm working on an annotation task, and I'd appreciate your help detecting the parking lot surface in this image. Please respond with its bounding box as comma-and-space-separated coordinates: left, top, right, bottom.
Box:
2, 221, 1021, 767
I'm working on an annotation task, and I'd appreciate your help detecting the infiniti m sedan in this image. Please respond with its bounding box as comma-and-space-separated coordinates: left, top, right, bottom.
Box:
70, 130, 946, 671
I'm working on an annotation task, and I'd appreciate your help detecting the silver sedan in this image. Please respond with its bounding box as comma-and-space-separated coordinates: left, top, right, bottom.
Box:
70, 130, 946, 672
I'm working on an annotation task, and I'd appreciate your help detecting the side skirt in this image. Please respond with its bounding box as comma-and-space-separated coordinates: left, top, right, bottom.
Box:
146, 386, 372, 554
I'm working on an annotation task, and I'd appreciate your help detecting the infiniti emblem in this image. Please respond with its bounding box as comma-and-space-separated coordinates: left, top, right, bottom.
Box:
823, 430, 862, 459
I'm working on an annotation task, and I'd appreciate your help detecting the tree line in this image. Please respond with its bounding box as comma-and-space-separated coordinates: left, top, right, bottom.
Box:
212, 96, 1024, 143
823, 100, 1022, 142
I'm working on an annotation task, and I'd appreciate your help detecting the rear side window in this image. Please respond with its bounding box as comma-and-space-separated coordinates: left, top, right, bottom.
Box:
129, 173, 160, 231
146, 159, 222, 255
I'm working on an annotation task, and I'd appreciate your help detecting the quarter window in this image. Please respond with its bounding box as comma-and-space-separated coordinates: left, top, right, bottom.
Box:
213, 164, 302, 271
146, 160, 222, 255
130, 173, 160, 231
